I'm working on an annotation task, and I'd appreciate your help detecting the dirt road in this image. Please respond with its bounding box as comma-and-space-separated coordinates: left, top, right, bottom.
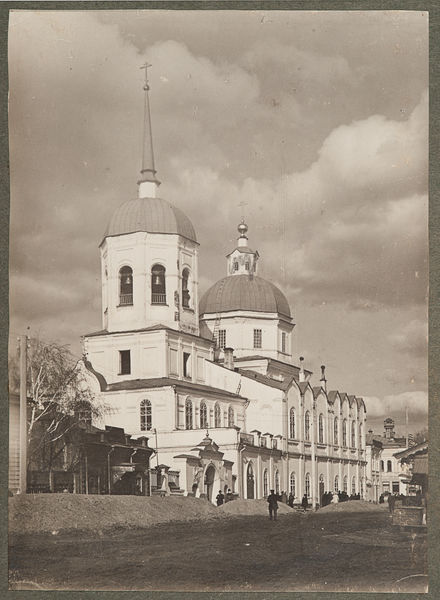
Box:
9, 509, 427, 592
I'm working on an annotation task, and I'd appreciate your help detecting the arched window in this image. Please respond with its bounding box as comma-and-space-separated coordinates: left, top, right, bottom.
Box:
334, 475, 339, 492
318, 413, 324, 444
290, 472, 296, 498
343, 475, 348, 492
119, 266, 133, 305
360, 478, 364, 497
185, 398, 193, 430
387, 459, 392, 472
304, 411, 310, 441
352, 476, 356, 495
351, 421, 356, 448
305, 473, 311, 498
214, 403, 221, 428
228, 405, 234, 427
342, 419, 347, 447
200, 401, 208, 429
151, 264, 166, 304
140, 399, 152, 431
182, 268, 191, 308
275, 470, 280, 494
289, 408, 296, 439
359, 423, 363, 448
263, 469, 269, 497
334, 417, 339, 445
380, 460, 384, 471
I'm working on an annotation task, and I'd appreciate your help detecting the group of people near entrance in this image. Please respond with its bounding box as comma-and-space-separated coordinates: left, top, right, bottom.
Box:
321, 490, 361, 506
215, 489, 234, 506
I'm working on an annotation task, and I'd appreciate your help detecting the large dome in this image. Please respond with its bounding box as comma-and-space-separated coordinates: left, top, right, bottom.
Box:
104, 197, 197, 243
200, 274, 291, 318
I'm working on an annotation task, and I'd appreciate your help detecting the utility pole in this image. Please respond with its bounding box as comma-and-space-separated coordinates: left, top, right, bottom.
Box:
18, 335, 27, 494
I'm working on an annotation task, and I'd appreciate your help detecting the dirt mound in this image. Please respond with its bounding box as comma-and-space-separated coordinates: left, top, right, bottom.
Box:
219, 498, 293, 516
9, 494, 223, 534
319, 500, 387, 513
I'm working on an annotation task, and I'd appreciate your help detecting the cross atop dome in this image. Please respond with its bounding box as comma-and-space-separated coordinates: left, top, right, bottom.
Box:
226, 221, 259, 276
138, 62, 161, 198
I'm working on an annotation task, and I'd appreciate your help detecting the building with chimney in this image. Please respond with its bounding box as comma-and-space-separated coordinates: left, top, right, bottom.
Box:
82, 68, 367, 506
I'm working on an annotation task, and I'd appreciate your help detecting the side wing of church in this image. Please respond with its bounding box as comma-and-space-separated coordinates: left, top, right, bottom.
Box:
82, 68, 367, 507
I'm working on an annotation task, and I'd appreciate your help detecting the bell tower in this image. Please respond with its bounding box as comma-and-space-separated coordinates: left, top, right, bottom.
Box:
99, 65, 200, 336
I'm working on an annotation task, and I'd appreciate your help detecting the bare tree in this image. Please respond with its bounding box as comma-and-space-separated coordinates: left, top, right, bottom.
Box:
10, 337, 109, 475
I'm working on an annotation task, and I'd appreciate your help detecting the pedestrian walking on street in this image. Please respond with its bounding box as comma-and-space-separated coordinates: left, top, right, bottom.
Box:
301, 493, 308, 511
288, 492, 294, 507
388, 493, 396, 514
216, 490, 225, 506
267, 489, 279, 520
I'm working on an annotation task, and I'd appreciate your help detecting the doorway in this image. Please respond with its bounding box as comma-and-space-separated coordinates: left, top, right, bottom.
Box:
319, 475, 325, 506
247, 463, 255, 499
204, 466, 215, 502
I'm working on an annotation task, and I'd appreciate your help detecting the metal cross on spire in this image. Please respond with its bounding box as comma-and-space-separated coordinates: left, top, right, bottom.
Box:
140, 62, 152, 91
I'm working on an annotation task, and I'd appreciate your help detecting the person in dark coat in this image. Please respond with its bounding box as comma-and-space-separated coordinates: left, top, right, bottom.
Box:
267, 489, 279, 520
288, 492, 294, 507
388, 493, 396, 514
216, 490, 225, 506
301, 494, 308, 511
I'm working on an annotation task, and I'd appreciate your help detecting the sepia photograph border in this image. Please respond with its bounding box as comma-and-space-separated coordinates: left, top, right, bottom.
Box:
0, 1, 439, 599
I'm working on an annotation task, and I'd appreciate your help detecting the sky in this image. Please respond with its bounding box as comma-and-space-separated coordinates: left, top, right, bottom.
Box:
8, 10, 428, 434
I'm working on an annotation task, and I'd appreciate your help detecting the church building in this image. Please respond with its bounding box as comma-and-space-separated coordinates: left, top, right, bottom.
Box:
82, 68, 367, 507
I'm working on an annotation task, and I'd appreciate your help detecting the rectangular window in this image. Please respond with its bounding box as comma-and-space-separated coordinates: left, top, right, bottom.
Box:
253, 329, 262, 349
218, 329, 226, 349
281, 332, 287, 353
119, 350, 131, 375
183, 352, 191, 378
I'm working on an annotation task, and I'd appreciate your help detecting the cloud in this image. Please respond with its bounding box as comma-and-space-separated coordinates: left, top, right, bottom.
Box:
389, 319, 428, 357
364, 390, 428, 419
8, 10, 428, 405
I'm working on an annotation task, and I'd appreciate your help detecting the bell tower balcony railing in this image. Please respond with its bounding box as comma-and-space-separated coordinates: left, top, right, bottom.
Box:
119, 294, 133, 306
151, 293, 167, 305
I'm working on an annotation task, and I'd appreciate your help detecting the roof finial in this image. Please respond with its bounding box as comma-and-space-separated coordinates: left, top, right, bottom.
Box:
138, 62, 160, 197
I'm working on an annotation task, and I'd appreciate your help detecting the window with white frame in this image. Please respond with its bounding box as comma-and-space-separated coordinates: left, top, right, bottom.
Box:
253, 329, 262, 349
140, 399, 152, 431
290, 472, 296, 498
281, 332, 287, 354
351, 420, 356, 448
185, 398, 193, 430
228, 405, 234, 427
275, 470, 280, 494
352, 476, 356, 495
214, 403, 221, 427
334, 475, 339, 492
200, 401, 208, 429
263, 470, 268, 497
343, 475, 348, 492
304, 411, 310, 441
289, 408, 296, 439
305, 473, 311, 498
218, 329, 226, 349
334, 417, 339, 445
318, 413, 324, 444
342, 419, 347, 447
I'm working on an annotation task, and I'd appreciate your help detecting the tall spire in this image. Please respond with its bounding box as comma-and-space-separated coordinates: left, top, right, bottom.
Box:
138, 62, 160, 198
